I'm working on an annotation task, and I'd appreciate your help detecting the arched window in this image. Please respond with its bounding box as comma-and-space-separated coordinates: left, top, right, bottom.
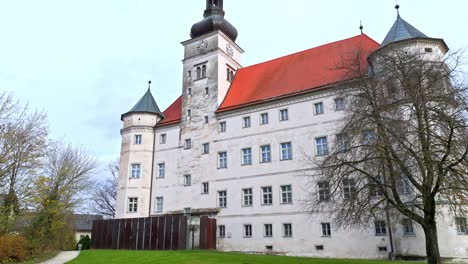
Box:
202, 65, 207, 78
226, 68, 230, 81
196, 67, 201, 79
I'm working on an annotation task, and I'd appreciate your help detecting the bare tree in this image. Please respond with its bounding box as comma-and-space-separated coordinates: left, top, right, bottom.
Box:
306, 48, 467, 264
91, 160, 118, 218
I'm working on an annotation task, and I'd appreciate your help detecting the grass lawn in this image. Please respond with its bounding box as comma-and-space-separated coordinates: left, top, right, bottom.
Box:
68, 250, 423, 264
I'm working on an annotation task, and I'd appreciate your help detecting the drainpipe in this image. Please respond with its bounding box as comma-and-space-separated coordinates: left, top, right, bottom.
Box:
148, 125, 157, 217
385, 205, 396, 260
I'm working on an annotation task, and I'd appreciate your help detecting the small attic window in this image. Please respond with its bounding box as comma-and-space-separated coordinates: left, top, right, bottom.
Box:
424, 47, 433, 53
315, 245, 324, 250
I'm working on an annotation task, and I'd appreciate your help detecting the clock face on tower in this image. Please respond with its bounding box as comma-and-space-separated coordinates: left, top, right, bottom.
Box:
226, 44, 234, 57
197, 39, 208, 51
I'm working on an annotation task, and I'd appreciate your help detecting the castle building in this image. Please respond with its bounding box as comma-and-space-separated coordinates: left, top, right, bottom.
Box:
115, 0, 468, 258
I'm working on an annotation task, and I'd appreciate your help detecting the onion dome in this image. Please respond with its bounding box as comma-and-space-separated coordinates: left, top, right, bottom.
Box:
190, 0, 238, 42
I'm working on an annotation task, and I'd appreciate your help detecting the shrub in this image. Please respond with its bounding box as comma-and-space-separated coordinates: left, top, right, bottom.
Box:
0, 234, 28, 263
76, 235, 91, 250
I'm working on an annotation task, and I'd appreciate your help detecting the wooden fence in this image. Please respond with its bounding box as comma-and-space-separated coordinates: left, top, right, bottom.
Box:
91, 215, 187, 250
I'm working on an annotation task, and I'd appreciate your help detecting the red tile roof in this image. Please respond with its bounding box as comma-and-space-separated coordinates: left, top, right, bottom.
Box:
157, 34, 380, 125
217, 34, 380, 112
157, 96, 182, 126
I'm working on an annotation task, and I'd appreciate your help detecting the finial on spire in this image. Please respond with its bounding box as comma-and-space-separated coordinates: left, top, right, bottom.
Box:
395, 1, 400, 15
359, 21, 364, 34
148, 80, 152, 91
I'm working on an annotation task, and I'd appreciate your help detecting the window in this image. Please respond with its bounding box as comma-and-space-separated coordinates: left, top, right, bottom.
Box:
202, 143, 209, 154
362, 129, 375, 144
218, 225, 225, 238
402, 219, 414, 235
244, 224, 252, 237
280, 185, 292, 204
262, 186, 273, 205
318, 181, 330, 201
283, 223, 292, 237
187, 109, 191, 117
184, 207, 191, 215
204, 116, 209, 124
315, 137, 329, 156
242, 116, 251, 128
321, 223, 331, 237
397, 176, 412, 195
260, 113, 269, 125
378, 246, 388, 252
218, 191, 227, 207
160, 134, 167, 144
264, 224, 273, 237
130, 164, 141, 179
226, 68, 234, 82
315, 245, 324, 250
184, 139, 191, 149
314, 102, 324, 115
242, 148, 252, 165
155, 197, 163, 213
260, 145, 271, 163
242, 188, 253, 206
336, 133, 349, 152
375, 220, 387, 236
202, 65, 207, 78
134, 135, 142, 145
205, 87, 209, 95
196, 67, 201, 79
343, 178, 356, 199
280, 142, 292, 160
187, 87, 192, 95
157, 163, 165, 178
370, 176, 384, 198
202, 182, 209, 194
424, 47, 433, 53
279, 109, 288, 121
128, 197, 138, 213
219, 121, 226, 133
456, 217, 467, 234
334, 98, 345, 111
218, 151, 227, 169
188, 70, 191, 78
184, 175, 191, 186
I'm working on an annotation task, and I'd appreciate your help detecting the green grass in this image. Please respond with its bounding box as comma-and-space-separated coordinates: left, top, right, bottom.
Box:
68, 250, 422, 264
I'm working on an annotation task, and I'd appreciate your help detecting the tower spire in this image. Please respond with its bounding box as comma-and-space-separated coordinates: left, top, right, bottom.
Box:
359, 21, 364, 34
148, 80, 152, 91
395, 1, 400, 16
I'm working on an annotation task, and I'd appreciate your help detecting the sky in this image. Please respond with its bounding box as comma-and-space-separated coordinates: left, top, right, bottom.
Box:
1, 0, 467, 168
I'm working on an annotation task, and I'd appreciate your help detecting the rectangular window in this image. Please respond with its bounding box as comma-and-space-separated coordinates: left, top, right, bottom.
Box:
219, 121, 227, 133
402, 218, 414, 235
204, 116, 209, 124
160, 134, 166, 144
187, 87, 192, 95
343, 178, 356, 199
334, 98, 345, 111
262, 186, 273, 205
242, 188, 253, 207
280, 185, 292, 204
279, 109, 289, 121
130, 164, 141, 179
244, 224, 252, 238
188, 70, 191, 78
315, 137, 329, 156
184, 175, 191, 186
456, 217, 467, 234
314, 102, 324, 115
375, 220, 387, 236
128, 197, 138, 213
184, 139, 191, 149
260, 145, 271, 163
218, 151, 227, 169
370, 176, 384, 198
155, 197, 163, 213
362, 129, 375, 144
280, 142, 292, 160
283, 223, 292, 237
264, 224, 273, 237
336, 133, 349, 152
242, 116, 251, 128
157, 163, 165, 178
321, 223, 331, 237
187, 109, 191, 117
202, 182, 209, 194
242, 148, 252, 165
397, 176, 412, 195
134, 134, 142, 145
218, 191, 227, 208
260, 113, 269, 125
202, 143, 209, 154
205, 87, 209, 95
318, 181, 330, 201
218, 225, 225, 238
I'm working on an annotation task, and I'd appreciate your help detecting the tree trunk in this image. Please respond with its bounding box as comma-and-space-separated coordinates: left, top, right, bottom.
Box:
423, 221, 442, 264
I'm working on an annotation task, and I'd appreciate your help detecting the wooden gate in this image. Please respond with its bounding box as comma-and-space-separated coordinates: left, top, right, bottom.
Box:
199, 216, 216, 250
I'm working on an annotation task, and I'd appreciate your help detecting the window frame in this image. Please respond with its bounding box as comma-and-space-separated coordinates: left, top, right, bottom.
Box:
218, 151, 228, 169
219, 121, 227, 133
334, 98, 345, 111
283, 223, 293, 237
128, 197, 138, 213
183, 174, 192, 186
202, 143, 210, 155
260, 145, 272, 163
318, 181, 331, 202
260, 113, 269, 125
157, 162, 165, 178
134, 134, 142, 145
184, 139, 192, 150
201, 182, 209, 194
244, 224, 252, 238
375, 220, 387, 236
242, 188, 253, 207
455, 217, 467, 234
218, 190, 227, 208
160, 134, 167, 144
241, 148, 252, 166
130, 163, 141, 179
155, 196, 163, 213
280, 185, 292, 204
315, 136, 329, 156
402, 218, 415, 236
314, 102, 324, 115
218, 225, 226, 238
321, 222, 331, 237
280, 142, 292, 161
343, 178, 357, 199
279, 109, 289, 121
261, 186, 273, 206
242, 116, 251, 128
264, 224, 273, 237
